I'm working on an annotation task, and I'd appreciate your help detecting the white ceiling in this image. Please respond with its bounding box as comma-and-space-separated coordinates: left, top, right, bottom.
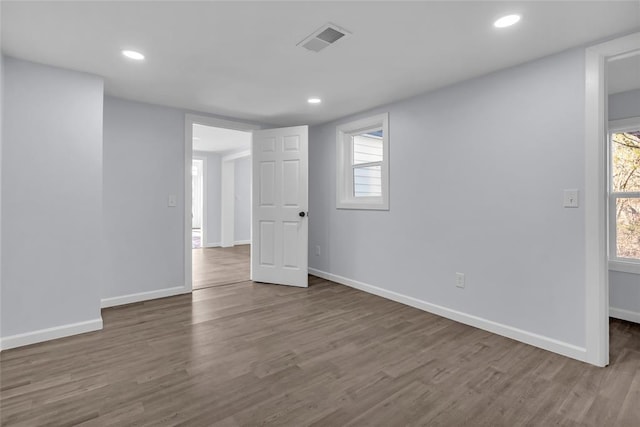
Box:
192, 124, 251, 154
608, 53, 640, 95
2, 1, 639, 126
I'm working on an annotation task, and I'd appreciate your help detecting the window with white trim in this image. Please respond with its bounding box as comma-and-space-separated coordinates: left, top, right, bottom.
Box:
336, 113, 389, 210
608, 117, 640, 273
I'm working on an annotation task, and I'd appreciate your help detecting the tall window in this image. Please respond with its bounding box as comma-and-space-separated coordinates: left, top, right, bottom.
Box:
352, 132, 383, 197
336, 113, 389, 210
609, 117, 640, 273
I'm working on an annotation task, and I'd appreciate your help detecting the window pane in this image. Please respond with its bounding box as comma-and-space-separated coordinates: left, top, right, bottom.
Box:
354, 165, 382, 197
353, 133, 383, 165
612, 131, 640, 192
615, 197, 640, 260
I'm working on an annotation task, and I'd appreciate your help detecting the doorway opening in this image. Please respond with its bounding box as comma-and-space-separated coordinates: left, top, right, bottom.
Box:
191, 122, 253, 289
606, 52, 640, 326
185, 115, 259, 292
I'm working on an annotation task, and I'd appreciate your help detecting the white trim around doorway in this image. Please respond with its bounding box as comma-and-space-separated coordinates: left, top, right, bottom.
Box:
584, 32, 640, 367
191, 156, 207, 249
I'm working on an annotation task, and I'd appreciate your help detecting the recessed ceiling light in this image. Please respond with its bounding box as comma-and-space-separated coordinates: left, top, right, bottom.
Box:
121, 50, 145, 60
494, 14, 521, 28
308, 97, 322, 104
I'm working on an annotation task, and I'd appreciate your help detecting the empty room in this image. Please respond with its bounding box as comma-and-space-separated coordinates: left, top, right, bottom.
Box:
1, 1, 639, 426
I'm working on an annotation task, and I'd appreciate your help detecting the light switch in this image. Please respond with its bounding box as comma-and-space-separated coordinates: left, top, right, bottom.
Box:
168, 194, 177, 207
563, 189, 579, 208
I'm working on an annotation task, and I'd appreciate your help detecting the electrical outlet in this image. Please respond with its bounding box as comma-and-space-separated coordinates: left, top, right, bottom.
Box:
315, 245, 321, 256
168, 194, 177, 207
456, 272, 465, 288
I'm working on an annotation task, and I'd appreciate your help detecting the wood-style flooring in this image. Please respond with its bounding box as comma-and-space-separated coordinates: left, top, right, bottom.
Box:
192, 245, 250, 290
1, 277, 639, 426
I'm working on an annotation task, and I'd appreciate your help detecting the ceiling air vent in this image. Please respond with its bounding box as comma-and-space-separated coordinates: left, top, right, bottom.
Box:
298, 23, 351, 53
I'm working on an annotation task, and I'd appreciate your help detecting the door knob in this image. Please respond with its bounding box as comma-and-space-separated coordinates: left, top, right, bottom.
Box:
299, 211, 306, 217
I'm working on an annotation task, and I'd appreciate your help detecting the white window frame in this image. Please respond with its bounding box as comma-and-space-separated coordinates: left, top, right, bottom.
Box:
608, 116, 640, 275
336, 113, 389, 210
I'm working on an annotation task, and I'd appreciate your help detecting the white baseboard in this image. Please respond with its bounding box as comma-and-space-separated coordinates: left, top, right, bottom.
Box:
308, 268, 588, 363
101, 286, 189, 308
610, 307, 640, 324
0, 318, 103, 351
203, 241, 249, 247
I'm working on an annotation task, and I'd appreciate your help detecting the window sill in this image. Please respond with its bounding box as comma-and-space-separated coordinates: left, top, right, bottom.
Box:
337, 198, 389, 211
609, 259, 640, 275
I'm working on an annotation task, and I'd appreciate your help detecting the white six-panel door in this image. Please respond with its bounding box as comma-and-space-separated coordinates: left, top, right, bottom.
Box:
251, 126, 308, 287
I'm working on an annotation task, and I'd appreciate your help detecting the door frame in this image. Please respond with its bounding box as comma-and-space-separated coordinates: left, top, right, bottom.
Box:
191, 156, 206, 247
584, 31, 640, 367
184, 114, 261, 292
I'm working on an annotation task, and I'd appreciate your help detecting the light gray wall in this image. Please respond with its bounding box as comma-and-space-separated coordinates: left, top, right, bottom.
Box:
1, 57, 103, 337
609, 89, 640, 121
103, 96, 185, 300
193, 150, 221, 246
234, 156, 251, 243
0, 52, 4, 338
309, 48, 587, 347
609, 271, 639, 314
608, 89, 640, 319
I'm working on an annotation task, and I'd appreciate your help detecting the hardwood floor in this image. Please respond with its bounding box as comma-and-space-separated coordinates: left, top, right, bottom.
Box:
1, 277, 639, 426
192, 245, 250, 290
